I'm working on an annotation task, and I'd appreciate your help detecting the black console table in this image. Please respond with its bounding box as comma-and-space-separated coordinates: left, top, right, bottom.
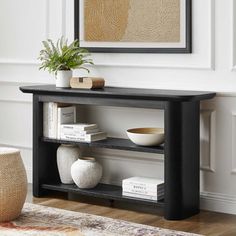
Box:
20, 85, 216, 220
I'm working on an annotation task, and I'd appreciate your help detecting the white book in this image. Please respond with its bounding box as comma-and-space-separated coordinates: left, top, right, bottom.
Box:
43, 102, 56, 138
122, 177, 164, 190
60, 126, 99, 136
122, 191, 164, 201
122, 183, 164, 195
52, 102, 58, 138
122, 184, 164, 197
43, 102, 49, 138
61, 123, 98, 131
57, 106, 76, 139
61, 132, 107, 142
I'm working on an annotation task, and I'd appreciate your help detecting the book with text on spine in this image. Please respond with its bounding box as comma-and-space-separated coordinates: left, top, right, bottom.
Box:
61, 131, 107, 142
43, 102, 56, 138
60, 126, 99, 137
122, 177, 164, 189
122, 183, 164, 195
57, 106, 76, 139
122, 177, 164, 196
61, 123, 98, 132
122, 184, 164, 197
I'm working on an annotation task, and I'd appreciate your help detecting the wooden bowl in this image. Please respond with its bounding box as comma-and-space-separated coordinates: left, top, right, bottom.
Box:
126, 128, 164, 146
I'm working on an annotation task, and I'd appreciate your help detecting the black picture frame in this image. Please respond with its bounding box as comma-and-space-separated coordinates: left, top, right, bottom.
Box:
74, 0, 192, 53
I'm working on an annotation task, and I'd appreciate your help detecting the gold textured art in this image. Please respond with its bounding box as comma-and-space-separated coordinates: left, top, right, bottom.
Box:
84, 0, 180, 43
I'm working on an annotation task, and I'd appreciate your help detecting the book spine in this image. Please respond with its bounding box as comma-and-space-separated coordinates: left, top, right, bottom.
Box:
43, 103, 49, 138
61, 132, 87, 138
52, 102, 58, 139
61, 128, 100, 136
122, 182, 164, 192
60, 134, 91, 142
122, 185, 163, 197
73, 107, 76, 123
48, 102, 55, 138
60, 124, 98, 131
122, 192, 164, 201
57, 109, 62, 140
61, 132, 106, 142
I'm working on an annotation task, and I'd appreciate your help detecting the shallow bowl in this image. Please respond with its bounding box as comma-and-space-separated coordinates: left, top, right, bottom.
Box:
126, 128, 164, 146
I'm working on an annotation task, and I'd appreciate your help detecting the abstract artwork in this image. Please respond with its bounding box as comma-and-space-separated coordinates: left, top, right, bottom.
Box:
74, 0, 191, 53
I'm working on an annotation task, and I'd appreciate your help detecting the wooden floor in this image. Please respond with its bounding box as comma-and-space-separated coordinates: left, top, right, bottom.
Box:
26, 185, 236, 236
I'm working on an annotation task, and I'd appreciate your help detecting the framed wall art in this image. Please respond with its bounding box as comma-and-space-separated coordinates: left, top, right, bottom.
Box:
74, 0, 192, 53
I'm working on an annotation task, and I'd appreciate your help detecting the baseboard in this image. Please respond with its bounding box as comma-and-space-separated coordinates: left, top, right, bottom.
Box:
200, 191, 236, 214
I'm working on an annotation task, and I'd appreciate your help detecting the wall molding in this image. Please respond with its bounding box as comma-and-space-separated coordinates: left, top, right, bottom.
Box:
231, 113, 236, 174
0, 142, 32, 151
0, 81, 40, 86
0, 59, 38, 66
231, 0, 236, 71
0, 99, 31, 104
200, 109, 216, 172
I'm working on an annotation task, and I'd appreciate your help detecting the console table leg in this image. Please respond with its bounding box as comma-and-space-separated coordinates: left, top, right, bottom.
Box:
33, 95, 60, 197
164, 101, 200, 220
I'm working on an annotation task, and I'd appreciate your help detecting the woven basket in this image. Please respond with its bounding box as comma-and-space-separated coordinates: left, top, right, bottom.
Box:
0, 148, 27, 222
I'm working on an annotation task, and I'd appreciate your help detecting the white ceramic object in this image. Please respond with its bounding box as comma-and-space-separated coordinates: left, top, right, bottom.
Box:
71, 157, 103, 189
56, 70, 72, 88
57, 144, 81, 184
127, 128, 164, 146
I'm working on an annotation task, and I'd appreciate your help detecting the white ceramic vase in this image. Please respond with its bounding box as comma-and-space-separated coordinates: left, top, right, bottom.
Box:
57, 144, 81, 184
56, 70, 72, 88
71, 157, 103, 189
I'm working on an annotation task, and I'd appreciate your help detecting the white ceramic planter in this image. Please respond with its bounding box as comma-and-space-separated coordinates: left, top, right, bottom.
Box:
71, 157, 103, 189
57, 144, 81, 184
56, 70, 72, 88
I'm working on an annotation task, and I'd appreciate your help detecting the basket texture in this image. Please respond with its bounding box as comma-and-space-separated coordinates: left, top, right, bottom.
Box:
0, 148, 27, 222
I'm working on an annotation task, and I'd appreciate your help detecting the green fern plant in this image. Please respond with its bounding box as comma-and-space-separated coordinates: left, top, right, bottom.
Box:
38, 37, 93, 75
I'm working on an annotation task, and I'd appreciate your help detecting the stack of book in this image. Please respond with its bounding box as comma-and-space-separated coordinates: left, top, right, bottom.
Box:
43, 102, 76, 139
122, 177, 164, 201
60, 123, 107, 142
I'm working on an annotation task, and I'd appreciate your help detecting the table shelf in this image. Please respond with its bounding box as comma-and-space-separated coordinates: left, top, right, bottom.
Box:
42, 137, 165, 154
41, 183, 165, 207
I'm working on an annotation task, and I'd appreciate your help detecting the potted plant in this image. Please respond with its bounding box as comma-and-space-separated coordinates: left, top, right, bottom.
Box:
38, 37, 93, 88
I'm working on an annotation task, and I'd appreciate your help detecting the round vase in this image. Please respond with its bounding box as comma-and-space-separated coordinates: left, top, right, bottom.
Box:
71, 157, 103, 189
0, 148, 27, 222
56, 70, 72, 88
57, 144, 81, 184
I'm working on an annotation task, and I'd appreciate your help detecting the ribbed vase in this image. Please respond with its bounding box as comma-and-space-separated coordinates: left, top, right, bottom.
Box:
0, 148, 27, 222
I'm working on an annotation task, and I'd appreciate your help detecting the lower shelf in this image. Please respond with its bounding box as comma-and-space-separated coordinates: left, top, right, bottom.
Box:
41, 183, 165, 207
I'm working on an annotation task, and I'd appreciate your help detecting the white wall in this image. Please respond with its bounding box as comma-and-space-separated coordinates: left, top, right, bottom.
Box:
1, 0, 236, 214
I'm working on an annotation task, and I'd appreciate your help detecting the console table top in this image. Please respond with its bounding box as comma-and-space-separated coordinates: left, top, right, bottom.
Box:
20, 85, 216, 102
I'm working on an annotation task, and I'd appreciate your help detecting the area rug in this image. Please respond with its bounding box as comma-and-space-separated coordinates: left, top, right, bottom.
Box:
0, 203, 201, 236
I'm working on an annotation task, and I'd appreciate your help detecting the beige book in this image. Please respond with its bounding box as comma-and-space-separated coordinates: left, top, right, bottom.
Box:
70, 77, 105, 89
